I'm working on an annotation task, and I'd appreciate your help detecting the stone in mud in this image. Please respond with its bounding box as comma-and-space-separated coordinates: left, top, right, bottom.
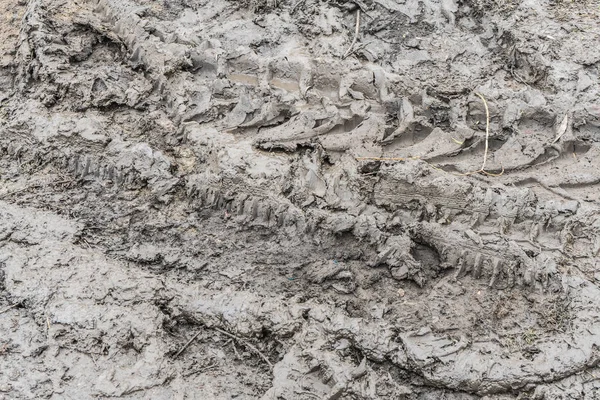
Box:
391, 265, 410, 281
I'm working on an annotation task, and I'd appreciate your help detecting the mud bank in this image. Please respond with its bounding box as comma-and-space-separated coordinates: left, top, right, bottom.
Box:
1, 0, 600, 398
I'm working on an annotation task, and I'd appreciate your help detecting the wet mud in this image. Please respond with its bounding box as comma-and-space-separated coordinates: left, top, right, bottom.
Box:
1, 0, 600, 398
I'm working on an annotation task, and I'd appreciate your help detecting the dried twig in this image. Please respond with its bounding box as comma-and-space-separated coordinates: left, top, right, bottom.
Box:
295, 390, 320, 399
0, 304, 18, 315
290, 0, 306, 14
211, 326, 273, 369
183, 363, 218, 377
59, 345, 106, 359
355, 92, 504, 177
174, 330, 203, 359
475, 92, 491, 172
343, 10, 361, 59
107, 348, 122, 361
230, 339, 240, 358
0, 179, 73, 200
552, 114, 569, 144
349, 0, 371, 15
344, 39, 375, 59
355, 156, 421, 162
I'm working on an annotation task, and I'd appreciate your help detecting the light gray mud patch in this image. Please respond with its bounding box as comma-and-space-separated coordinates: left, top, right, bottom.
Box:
1, 0, 600, 399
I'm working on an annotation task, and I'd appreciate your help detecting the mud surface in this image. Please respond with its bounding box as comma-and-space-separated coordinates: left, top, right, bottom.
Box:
1, 0, 600, 398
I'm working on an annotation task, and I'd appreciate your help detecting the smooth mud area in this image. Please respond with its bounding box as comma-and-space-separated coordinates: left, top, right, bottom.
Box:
1, 0, 600, 399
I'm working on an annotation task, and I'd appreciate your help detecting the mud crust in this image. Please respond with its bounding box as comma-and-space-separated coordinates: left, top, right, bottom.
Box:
1, 0, 600, 399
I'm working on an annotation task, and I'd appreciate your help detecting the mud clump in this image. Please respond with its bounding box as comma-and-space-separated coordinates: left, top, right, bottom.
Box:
1, 0, 600, 398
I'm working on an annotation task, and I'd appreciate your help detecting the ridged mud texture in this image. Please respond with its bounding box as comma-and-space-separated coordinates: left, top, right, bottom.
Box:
1, 0, 600, 399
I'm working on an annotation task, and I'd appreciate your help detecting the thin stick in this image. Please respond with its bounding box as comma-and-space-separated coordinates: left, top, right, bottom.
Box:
0, 304, 18, 315
211, 326, 273, 369
355, 156, 420, 162
174, 330, 203, 359
355, 92, 504, 178
481, 166, 505, 177
89, 353, 99, 368
344, 38, 375, 59
349, 0, 371, 15
290, 0, 306, 14
343, 10, 361, 59
183, 363, 218, 377
229, 339, 240, 359
59, 345, 106, 356
475, 92, 490, 171
107, 348, 122, 361
552, 114, 569, 144
295, 390, 320, 399
0, 179, 73, 200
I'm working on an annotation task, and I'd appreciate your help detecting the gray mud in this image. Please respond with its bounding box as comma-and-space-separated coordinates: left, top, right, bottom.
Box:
1, 0, 600, 398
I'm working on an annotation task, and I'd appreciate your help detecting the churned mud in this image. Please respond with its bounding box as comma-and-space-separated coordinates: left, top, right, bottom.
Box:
1, 0, 600, 398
